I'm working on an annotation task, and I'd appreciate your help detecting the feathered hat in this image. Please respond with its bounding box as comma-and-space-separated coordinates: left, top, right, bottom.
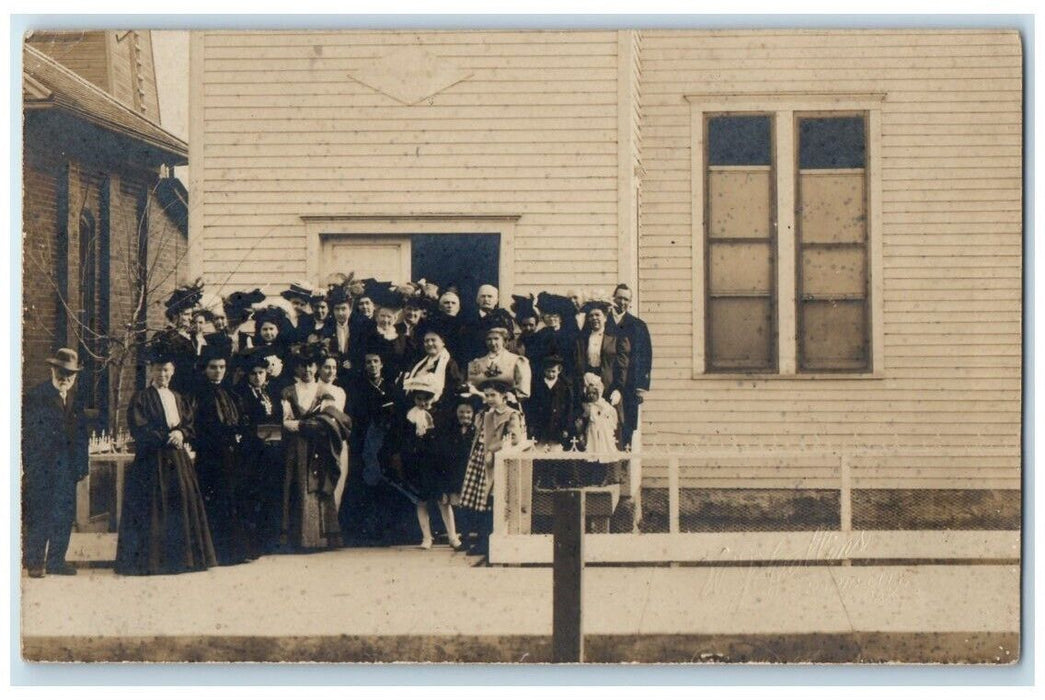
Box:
510, 293, 538, 322
223, 288, 266, 323
280, 280, 316, 304
164, 278, 205, 318
536, 291, 576, 320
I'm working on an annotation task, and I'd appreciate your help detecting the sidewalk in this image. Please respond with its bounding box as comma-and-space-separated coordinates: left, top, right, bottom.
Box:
20, 535, 1020, 663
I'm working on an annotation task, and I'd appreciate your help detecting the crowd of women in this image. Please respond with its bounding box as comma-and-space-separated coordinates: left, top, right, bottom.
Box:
113, 274, 652, 576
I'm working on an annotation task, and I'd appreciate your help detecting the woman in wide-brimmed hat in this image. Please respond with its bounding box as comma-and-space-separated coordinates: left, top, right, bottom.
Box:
279, 342, 349, 551
280, 281, 317, 345
115, 339, 217, 576
154, 280, 205, 394
388, 373, 464, 550
398, 324, 466, 424
363, 282, 408, 384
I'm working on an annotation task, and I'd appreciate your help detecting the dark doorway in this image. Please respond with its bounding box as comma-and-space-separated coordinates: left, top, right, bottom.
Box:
410, 233, 500, 317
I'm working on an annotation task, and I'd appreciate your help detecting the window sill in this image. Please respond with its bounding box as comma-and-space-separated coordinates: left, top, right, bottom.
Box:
691, 372, 885, 381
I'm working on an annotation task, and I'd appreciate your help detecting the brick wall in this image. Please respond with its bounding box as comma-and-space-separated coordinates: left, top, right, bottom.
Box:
21, 148, 62, 392
23, 119, 188, 431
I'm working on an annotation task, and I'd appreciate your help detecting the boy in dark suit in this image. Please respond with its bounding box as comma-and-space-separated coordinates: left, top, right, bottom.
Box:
524, 354, 574, 449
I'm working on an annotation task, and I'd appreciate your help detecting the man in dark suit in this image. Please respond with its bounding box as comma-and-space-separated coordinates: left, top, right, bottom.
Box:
322, 285, 356, 386
22, 348, 91, 577
607, 284, 653, 449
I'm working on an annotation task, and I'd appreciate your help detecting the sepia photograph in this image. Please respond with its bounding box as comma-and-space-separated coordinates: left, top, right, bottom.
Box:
17, 21, 1024, 666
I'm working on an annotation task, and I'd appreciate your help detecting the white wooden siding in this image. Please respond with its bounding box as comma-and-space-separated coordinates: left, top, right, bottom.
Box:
193, 30, 624, 294
193, 29, 1023, 491
638, 29, 1023, 489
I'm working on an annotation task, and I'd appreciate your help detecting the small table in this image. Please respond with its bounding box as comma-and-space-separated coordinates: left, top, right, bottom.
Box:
77, 453, 135, 533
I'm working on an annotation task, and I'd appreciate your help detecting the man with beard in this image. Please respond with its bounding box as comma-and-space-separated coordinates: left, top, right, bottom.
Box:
22, 348, 90, 577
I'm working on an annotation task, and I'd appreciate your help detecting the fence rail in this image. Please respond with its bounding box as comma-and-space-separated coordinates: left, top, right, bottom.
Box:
489, 446, 1021, 565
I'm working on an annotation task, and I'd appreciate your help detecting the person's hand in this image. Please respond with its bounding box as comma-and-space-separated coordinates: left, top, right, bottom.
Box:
609, 390, 622, 406
635, 388, 646, 403
167, 430, 184, 448
341, 360, 352, 370
285, 419, 300, 433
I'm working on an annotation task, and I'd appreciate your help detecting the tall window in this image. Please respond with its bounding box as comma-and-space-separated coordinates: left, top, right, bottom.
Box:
78, 210, 100, 410
796, 114, 869, 372
690, 94, 881, 376
704, 114, 776, 372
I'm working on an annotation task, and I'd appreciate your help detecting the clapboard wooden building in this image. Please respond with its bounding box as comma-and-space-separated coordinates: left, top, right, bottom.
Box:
22, 32, 189, 430
189, 29, 1023, 529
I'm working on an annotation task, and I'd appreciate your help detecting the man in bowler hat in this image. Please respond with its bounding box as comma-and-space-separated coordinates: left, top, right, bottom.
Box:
22, 348, 91, 577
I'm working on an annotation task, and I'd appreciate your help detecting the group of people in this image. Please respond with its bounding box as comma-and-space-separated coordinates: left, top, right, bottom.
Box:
22, 273, 651, 578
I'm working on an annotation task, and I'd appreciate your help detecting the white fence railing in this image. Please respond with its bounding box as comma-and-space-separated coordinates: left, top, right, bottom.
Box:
489, 447, 1020, 565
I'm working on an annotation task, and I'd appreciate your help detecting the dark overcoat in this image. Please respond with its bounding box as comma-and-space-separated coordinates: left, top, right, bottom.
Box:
194, 382, 249, 564
22, 380, 90, 569
114, 387, 216, 575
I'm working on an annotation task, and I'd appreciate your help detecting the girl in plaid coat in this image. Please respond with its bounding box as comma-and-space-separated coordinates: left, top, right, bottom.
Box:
457, 379, 524, 557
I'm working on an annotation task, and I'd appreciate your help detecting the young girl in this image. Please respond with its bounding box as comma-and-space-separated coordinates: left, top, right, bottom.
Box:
398, 376, 462, 550
576, 372, 620, 487
457, 379, 525, 557
442, 396, 478, 546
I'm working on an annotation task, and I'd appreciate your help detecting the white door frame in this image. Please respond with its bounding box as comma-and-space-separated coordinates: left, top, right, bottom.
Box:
319, 235, 412, 285
302, 214, 520, 299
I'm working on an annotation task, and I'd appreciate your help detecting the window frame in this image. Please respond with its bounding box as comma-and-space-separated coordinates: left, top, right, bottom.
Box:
687, 92, 886, 379
703, 112, 778, 373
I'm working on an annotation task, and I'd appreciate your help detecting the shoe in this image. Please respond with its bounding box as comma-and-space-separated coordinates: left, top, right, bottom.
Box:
46, 563, 77, 576
448, 536, 464, 551
419, 538, 433, 550
27, 567, 44, 579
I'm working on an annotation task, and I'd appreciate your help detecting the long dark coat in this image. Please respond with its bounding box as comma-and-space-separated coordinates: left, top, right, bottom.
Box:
339, 373, 398, 543
22, 380, 90, 570
115, 387, 217, 575
193, 382, 249, 565
607, 311, 652, 446
386, 405, 451, 501
235, 381, 285, 555
525, 376, 575, 447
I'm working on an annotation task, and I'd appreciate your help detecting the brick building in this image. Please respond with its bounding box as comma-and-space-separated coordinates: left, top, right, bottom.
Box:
22, 33, 189, 431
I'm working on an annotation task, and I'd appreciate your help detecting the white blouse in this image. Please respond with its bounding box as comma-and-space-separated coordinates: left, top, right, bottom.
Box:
154, 386, 180, 429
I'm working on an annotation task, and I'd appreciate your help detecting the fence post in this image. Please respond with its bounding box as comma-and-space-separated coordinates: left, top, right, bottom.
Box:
668, 456, 680, 534
553, 489, 585, 663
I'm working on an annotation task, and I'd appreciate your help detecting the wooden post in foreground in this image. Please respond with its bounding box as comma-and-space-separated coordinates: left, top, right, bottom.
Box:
552, 489, 585, 663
